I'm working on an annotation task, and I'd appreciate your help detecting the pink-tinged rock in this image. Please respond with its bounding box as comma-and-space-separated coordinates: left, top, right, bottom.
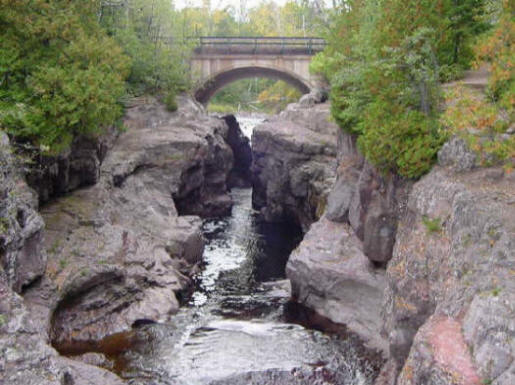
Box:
398, 315, 482, 385
428, 317, 481, 384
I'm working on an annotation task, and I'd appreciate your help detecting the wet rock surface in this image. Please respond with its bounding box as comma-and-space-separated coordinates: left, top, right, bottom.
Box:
251, 102, 338, 231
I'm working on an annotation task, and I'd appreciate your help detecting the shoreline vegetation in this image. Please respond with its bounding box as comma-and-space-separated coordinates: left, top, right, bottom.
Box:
0, 0, 512, 170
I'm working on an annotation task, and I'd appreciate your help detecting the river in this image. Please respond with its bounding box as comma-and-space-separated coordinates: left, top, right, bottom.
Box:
101, 116, 380, 385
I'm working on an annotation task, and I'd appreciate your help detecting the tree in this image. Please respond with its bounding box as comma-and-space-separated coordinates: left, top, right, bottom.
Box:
0, 0, 129, 153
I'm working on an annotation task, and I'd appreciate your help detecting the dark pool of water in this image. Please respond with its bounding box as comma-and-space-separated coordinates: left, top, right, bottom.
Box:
104, 188, 380, 385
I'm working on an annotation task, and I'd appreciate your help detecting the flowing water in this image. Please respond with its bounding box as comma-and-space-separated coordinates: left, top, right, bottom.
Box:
88, 116, 380, 385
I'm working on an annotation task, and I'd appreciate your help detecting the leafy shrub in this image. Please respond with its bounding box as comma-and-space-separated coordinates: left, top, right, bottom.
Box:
313, 0, 493, 180
441, 86, 514, 168
357, 104, 446, 178
474, 0, 515, 118
164, 91, 178, 112
0, 1, 129, 154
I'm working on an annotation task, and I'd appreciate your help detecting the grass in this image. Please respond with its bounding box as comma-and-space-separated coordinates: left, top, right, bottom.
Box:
48, 239, 60, 254
422, 216, 442, 234
59, 258, 68, 270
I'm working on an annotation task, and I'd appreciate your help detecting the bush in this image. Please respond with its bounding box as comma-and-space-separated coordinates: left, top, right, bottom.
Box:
0, 1, 129, 154
164, 91, 178, 112
441, 85, 514, 168
357, 104, 446, 178
474, 0, 515, 118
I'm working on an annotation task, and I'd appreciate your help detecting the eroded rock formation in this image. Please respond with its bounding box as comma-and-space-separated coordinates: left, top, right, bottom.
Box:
0, 96, 251, 384
278, 99, 514, 384
251, 101, 338, 231
383, 166, 514, 385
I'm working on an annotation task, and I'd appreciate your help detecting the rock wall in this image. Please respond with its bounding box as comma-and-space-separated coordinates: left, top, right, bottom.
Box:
382, 166, 514, 385
0, 132, 46, 293
1, 133, 125, 385
0, 96, 251, 384
282, 98, 515, 384
25, 127, 118, 204
286, 124, 409, 356
251, 100, 338, 231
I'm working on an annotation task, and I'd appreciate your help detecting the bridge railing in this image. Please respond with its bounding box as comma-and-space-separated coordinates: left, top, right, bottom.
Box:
191, 36, 326, 55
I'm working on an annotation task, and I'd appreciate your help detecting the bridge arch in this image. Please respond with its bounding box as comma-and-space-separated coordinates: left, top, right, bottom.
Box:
190, 37, 325, 105
194, 66, 311, 105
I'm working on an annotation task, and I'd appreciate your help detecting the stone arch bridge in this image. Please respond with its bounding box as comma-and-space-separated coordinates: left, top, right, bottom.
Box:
191, 37, 326, 104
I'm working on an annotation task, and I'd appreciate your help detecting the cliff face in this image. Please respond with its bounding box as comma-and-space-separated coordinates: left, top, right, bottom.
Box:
251, 101, 338, 231
286, 125, 409, 356
0, 96, 251, 385
383, 166, 514, 385
259, 98, 514, 385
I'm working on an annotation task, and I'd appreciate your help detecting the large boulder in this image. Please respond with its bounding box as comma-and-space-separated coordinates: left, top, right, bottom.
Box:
286, 217, 388, 354
251, 102, 338, 231
326, 130, 409, 264
106, 96, 235, 217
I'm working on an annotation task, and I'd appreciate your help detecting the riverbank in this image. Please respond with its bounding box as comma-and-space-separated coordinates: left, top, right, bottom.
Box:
249, 92, 515, 385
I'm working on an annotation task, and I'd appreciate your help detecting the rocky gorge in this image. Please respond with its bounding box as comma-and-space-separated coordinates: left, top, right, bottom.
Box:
0, 96, 254, 384
251, 94, 514, 385
0, 89, 514, 385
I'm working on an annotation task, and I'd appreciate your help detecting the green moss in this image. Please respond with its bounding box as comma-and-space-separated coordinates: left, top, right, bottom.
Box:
491, 287, 502, 297
59, 258, 68, 270
422, 216, 442, 234
0, 314, 6, 327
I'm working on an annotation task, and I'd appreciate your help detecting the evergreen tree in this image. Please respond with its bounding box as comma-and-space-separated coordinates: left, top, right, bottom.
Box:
0, 0, 129, 153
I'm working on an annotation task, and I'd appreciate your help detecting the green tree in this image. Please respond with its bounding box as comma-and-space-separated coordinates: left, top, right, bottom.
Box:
99, 0, 192, 96
0, 0, 129, 153
315, 0, 453, 178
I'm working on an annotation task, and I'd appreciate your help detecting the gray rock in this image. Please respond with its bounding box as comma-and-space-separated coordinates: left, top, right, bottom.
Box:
0, 132, 47, 293
346, 162, 405, 263
251, 102, 338, 231
383, 166, 515, 383
286, 217, 388, 354
298, 89, 328, 107
0, 271, 123, 385
437, 136, 477, 172
325, 174, 356, 222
